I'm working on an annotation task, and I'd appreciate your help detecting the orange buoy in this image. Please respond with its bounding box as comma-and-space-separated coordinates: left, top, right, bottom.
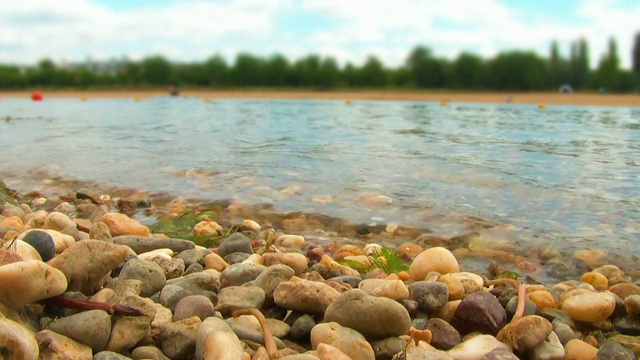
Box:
31, 92, 43, 101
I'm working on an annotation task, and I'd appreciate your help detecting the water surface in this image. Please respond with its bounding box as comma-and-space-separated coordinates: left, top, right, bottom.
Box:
1, 97, 639, 256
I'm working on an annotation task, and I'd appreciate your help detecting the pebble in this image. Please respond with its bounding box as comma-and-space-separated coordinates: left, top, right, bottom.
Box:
112, 235, 195, 253
274, 276, 341, 314
496, 315, 552, 352
36, 329, 93, 360
310, 322, 375, 360
196, 316, 246, 360
46, 309, 112, 352
158, 316, 201, 359
262, 252, 308, 275
100, 212, 150, 237
0, 260, 67, 309
323, 289, 411, 339
409, 281, 450, 312
447, 334, 512, 360
20, 229, 56, 261
450, 291, 507, 336
409, 247, 460, 280
528, 331, 565, 360
118, 258, 167, 297
561, 291, 616, 323
427, 318, 462, 350
174, 294, 215, 321
203, 251, 229, 272
131, 345, 171, 360
215, 285, 266, 315
358, 278, 410, 300
47, 240, 131, 294
0, 315, 39, 360
217, 232, 254, 257
563, 338, 599, 359
43, 211, 76, 232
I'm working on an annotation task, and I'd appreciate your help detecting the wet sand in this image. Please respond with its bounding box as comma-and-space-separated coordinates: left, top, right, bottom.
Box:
1, 89, 639, 107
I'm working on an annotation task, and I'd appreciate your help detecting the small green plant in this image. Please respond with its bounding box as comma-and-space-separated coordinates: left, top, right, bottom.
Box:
148, 209, 231, 247
340, 247, 409, 275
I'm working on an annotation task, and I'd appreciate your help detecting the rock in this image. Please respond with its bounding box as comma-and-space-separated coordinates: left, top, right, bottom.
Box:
217, 232, 254, 258
159, 284, 192, 312
224, 252, 251, 264
506, 296, 539, 319
447, 334, 512, 360
274, 277, 342, 314
409, 281, 449, 312
611, 283, 640, 300
313, 343, 351, 359
94, 351, 133, 360
291, 314, 316, 341
552, 319, 577, 345
176, 248, 211, 268
0, 249, 22, 266
262, 252, 308, 275
450, 292, 507, 336
438, 274, 466, 301
0, 260, 67, 309
614, 316, 640, 336
246, 263, 295, 304
607, 335, 640, 358
225, 320, 286, 350
90, 222, 113, 241
580, 271, 609, 291
47, 240, 131, 294
100, 212, 150, 237
266, 318, 291, 338
220, 262, 267, 287
358, 279, 410, 300
596, 340, 636, 359
0, 315, 39, 360
46, 309, 111, 352
427, 318, 462, 350
529, 331, 564, 360
112, 235, 195, 253
36, 329, 93, 360
174, 295, 215, 321
20, 230, 56, 261
561, 291, 616, 323
409, 247, 460, 280
118, 258, 167, 297
159, 316, 202, 359
310, 322, 375, 360
323, 289, 411, 340
216, 286, 265, 315
481, 348, 519, 360
497, 315, 552, 352
564, 339, 598, 360
204, 252, 229, 272
370, 337, 407, 360
148, 255, 185, 280
166, 269, 221, 294
196, 317, 246, 360
43, 212, 76, 232
276, 234, 306, 249
105, 294, 156, 353
131, 345, 171, 360
15, 240, 43, 261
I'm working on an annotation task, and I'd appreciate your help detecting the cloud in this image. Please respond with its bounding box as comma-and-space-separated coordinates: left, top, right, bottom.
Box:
0, 0, 637, 69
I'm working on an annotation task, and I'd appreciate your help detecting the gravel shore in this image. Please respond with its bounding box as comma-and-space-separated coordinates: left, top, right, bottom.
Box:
2, 180, 640, 360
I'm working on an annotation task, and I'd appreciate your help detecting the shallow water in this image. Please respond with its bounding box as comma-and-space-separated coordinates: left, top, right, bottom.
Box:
1, 97, 639, 256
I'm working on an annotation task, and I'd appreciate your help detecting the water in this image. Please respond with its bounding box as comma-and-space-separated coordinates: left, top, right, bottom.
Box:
1, 97, 639, 256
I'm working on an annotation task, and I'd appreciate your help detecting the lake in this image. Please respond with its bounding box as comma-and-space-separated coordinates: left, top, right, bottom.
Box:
1, 97, 639, 259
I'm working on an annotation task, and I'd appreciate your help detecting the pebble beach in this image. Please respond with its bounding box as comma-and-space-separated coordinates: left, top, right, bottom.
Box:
2, 177, 640, 360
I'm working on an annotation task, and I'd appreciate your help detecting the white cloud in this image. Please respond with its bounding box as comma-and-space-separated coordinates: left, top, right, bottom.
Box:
0, 0, 637, 69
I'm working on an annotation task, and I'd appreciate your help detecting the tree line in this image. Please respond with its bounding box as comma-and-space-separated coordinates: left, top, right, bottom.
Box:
1, 34, 639, 93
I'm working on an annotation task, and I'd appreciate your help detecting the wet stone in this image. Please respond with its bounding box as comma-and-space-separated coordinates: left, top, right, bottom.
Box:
217, 232, 254, 258
614, 316, 640, 336
481, 347, 520, 360
176, 248, 212, 268
220, 262, 267, 288
224, 252, 251, 264
290, 314, 316, 342
450, 291, 507, 336
597, 340, 637, 360
184, 262, 204, 274
370, 337, 407, 360
131, 345, 171, 360
118, 258, 166, 297
409, 281, 449, 313
112, 235, 195, 254
94, 351, 133, 360
174, 294, 215, 321
426, 318, 461, 350
216, 286, 265, 315
506, 296, 539, 320
21, 230, 55, 261
45, 309, 111, 352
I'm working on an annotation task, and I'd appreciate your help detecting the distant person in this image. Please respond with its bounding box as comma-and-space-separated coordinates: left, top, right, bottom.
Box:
169, 85, 179, 97
598, 87, 606, 95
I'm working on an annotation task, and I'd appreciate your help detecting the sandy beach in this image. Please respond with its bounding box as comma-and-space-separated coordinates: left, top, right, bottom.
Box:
1, 89, 639, 107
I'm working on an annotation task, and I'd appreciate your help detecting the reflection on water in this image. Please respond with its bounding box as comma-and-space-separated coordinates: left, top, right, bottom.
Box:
1, 97, 639, 255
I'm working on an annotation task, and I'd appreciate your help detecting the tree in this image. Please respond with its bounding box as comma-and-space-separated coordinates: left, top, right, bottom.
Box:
406, 46, 445, 88
141, 55, 172, 85
569, 38, 590, 89
486, 51, 547, 90
203, 55, 229, 86
264, 54, 289, 87
359, 55, 386, 87
317, 57, 341, 89
232, 53, 265, 86
595, 37, 622, 91
632, 32, 640, 77
451, 53, 484, 89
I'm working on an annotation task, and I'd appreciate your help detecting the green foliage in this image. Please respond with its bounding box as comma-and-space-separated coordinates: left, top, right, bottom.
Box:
148, 209, 229, 248
494, 270, 522, 281
340, 247, 409, 276
1, 33, 639, 92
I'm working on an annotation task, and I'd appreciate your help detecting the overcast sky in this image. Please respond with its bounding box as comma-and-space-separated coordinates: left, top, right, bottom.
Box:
1, 0, 638, 69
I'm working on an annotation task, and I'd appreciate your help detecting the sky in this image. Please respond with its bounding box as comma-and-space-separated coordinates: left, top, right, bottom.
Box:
0, 0, 638, 70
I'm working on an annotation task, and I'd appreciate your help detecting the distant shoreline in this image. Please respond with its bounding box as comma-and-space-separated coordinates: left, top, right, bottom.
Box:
1, 89, 639, 107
